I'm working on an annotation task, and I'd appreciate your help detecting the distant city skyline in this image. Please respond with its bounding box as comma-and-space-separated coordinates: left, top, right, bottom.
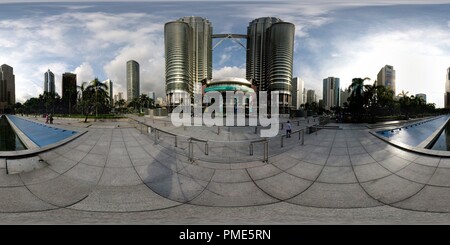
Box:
1, 1, 450, 106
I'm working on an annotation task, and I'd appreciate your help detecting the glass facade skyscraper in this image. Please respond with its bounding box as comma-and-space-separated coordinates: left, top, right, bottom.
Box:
377, 65, 396, 96
44, 69, 55, 94
127, 60, 140, 102
165, 17, 212, 110
323, 77, 340, 110
247, 17, 295, 114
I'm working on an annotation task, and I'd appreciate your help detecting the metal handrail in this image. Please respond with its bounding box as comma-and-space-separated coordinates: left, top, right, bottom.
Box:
249, 138, 269, 162
281, 129, 305, 147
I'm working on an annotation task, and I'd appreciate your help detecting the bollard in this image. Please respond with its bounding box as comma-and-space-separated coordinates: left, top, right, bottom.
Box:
281, 123, 284, 130
264, 140, 269, 163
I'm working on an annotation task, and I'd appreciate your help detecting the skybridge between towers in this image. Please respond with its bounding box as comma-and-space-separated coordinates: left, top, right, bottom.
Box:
211, 34, 247, 50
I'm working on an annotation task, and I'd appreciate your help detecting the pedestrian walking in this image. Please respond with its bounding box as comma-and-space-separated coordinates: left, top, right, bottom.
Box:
286, 120, 292, 138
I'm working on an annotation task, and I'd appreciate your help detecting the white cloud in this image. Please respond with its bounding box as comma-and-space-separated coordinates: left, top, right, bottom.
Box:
213, 66, 246, 79
73, 62, 95, 85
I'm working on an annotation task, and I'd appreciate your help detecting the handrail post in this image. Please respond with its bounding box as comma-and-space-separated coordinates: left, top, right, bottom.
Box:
297, 121, 300, 126
217, 126, 220, 135
249, 143, 253, 156
175, 135, 177, 147
188, 139, 193, 163
281, 123, 283, 130
154, 128, 157, 143
254, 126, 257, 134
205, 142, 208, 155
315, 126, 318, 135
281, 135, 284, 148
140, 123, 143, 134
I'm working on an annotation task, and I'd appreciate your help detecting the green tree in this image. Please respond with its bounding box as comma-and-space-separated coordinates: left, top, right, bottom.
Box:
347, 77, 370, 120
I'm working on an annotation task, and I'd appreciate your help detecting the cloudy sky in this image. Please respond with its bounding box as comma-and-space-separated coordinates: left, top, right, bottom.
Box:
1, 0, 450, 106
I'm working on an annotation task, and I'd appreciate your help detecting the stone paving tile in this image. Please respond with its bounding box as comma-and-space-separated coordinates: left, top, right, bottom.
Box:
69, 184, 180, 212
27, 175, 93, 207
303, 152, 328, 165
438, 159, 450, 169
19, 167, 60, 185
0, 170, 23, 187
0, 159, 5, 169
428, 167, 450, 187
38, 151, 59, 161
63, 149, 88, 163
326, 155, 351, 167
146, 173, 207, 203
348, 146, 367, 155
47, 156, 78, 174
63, 162, 103, 184
350, 153, 376, 166
394, 186, 450, 212
211, 169, 250, 183
178, 164, 215, 182
353, 162, 392, 183
289, 182, 380, 208
361, 174, 424, 204
395, 163, 435, 184
98, 167, 142, 186
317, 166, 358, 184
0, 186, 57, 212
189, 181, 277, 207
413, 156, 441, 167
285, 161, 323, 181
330, 147, 349, 156
80, 153, 107, 167
105, 154, 132, 168
378, 155, 411, 172
74, 144, 94, 153
255, 172, 312, 200
246, 164, 282, 180
312, 146, 331, 154
271, 156, 299, 170
368, 149, 395, 162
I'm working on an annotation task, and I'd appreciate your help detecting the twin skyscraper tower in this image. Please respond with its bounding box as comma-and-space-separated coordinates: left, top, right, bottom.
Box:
165, 16, 295, 114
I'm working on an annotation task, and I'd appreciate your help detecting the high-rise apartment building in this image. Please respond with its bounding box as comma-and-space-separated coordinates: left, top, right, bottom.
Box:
306, 90, 315, 104
377, 65, 396, 95
127, 60, 140, 102
165, 16, 212, 110
44, 69, 55, 94
246, 17, 295, 114
103, 79, 113, 106
340, 88, 351, 107
323, 77, 340, 110
0, 64, 15, 111
291, 77, 304, 110
62, 72, 77, 113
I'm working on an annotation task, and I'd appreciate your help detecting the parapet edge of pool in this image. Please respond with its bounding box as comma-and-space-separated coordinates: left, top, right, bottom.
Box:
0, 116, 88, 159
370, 116, 450, 157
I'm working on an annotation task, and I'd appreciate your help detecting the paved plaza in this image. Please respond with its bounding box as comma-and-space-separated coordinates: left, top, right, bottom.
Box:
2, 116, 450, 224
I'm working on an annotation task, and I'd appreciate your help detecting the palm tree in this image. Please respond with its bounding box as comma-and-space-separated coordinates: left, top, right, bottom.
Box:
139, 94, 150, 113
347, 77, 370, 119
88, 78, 109, 117
398, 90, 411, 118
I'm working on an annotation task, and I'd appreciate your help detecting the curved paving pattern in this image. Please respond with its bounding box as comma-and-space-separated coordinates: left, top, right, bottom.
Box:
2, 117, 450, 223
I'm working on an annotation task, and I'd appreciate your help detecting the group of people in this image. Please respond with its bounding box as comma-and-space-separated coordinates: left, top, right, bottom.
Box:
45, 113, 54, 124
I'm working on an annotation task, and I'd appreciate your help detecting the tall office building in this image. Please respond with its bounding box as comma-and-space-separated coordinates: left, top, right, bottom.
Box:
103, 79, 113, 106
291, 77, 304, 110
415, 93, 426, 104
323, 77, 340, 110
148, 91, 156, 101
445, 68, 450, 109
377, 65, 396, 95
246, 17, 295, 114
44, 69, 55, 94
0, 64, 15, 111
306, 90, 315, 104
165, 16, 212, 110
62, 72, 77, 113
127, 60, 140, 102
